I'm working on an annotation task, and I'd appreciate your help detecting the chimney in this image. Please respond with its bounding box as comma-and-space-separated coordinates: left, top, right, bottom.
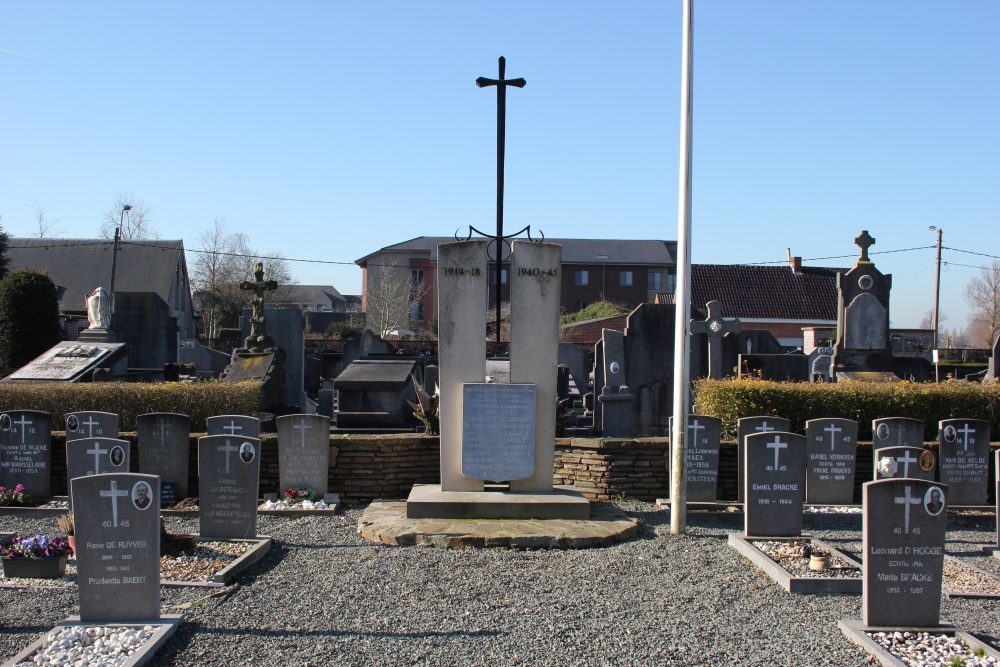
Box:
787, 248, 801, 274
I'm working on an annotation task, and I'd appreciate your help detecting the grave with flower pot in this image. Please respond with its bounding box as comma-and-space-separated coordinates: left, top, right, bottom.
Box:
266, 414, 339, 515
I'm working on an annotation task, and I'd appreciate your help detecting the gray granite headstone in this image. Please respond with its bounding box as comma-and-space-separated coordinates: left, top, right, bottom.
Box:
461, 383, 536, 481
65, 411, 120, 442
66, 438, 130, 509
137, 413, 191, 502
744, 432, 806, 537
863, 478, 947, 628
206, 415, 261, 439
937, 418, 991, 506
872, 417, 924, 451
598, 385, 635, 438
875, 446, 936, 481
0, 409, 52, 498
670, 414, 722, 502
805, 418, 858, 505
71, 473, 161, 623
845, 293, 888, 350
198, 435, 260, 539
737, 416, 790, 502
276, 414, 330, 495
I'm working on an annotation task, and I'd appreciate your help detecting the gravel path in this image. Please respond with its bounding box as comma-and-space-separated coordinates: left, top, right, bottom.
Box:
2, 504, 998, 667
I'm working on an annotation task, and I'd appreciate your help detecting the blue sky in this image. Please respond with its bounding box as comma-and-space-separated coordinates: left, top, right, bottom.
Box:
1, 1, 997, 330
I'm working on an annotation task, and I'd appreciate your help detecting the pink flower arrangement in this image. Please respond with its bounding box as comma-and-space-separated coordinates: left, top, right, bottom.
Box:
0, 484, 29, 507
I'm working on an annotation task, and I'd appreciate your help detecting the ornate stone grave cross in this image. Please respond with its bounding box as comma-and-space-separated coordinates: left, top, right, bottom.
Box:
690, 300, 741, 379
240, 262, 278, 350
87, 441, 108, 474
894, 484, 921, 534
854, 230, 875, 263
100, 480, 129, 528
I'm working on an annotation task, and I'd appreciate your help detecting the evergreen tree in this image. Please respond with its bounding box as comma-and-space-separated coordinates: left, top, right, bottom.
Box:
0, 270, 61, 370
0, 220, 10, 280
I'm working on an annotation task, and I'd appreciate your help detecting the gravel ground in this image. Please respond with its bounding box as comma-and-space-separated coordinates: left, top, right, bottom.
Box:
2, 503, 998, 667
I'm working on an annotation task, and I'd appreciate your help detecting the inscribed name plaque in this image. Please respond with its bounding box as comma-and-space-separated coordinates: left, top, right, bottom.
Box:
737, 416, 790, 502
669, 415, 721, 502
744, 432, 806, 537
66, 438, 130, 509
65, 411, 119, 442
137, 413, 191, 502
805, 418, 858, 505
71, 473, 161, 623
863, 478, 947, 628
461, 383, 536, 482
276, 414, 330, 495
875, 446, 935, 481
198, 435, 260, 539
937, 418, 991, 506
207, 415, 261, 439
0, 409, 52, 498
872, 417, 924, 451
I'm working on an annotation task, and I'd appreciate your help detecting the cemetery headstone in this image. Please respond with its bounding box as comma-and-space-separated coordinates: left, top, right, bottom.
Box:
596, 329, 627, 435
206, 415, 261, 439
690, 300, 741, 380
872, 417, 924, 451
65, 411, 119, 442
669, 414, 722, 502
71, 473, 161, 623
66, 437, 130, 508
863, 478, 947, 627
137, 413, 191, 503
276, 414, 331, 495
198, 435, 261, 539
937, 418, 991, 506
0, 409, 52, 498
737, 416, 790, 502
461, 384, 535, 481
622, 303, 676, 436
875, 446, 936, 481
805, 418, 858, 505
744, 432, 807, 537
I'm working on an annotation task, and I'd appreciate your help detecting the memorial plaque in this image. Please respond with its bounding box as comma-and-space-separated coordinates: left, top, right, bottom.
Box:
66, 437, 130, 509
198, 435, 260, 539
65, 411, 120, 442
137, 413, 191, 502
670, 414, 722, 502
461, 383, 536, 482
3, 342, 125, 382
875, 446, 935, 481
863, 478, 947, 628
71, 473, 161, 623
737, 416, 790, 502
872, 417, 924, 451
744, 432, 806, 537
937, 418, 991, 506
0, 409, 52, 498
206, 415, 261, 439
805, 418, 858, 505
276, 414, 330, 495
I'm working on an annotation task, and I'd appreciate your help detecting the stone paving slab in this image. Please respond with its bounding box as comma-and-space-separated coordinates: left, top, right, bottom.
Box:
358, 501, 637, 549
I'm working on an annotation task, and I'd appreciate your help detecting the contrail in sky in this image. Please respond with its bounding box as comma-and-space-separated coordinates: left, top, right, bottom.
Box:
0, 47, 37, 59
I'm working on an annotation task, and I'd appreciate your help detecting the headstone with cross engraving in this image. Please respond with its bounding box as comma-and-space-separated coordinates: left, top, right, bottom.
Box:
875, 446, 936, 481
669, 414, 722, 502
937, 418, 991, 506
206, 415, 261, 439
737, 416, 790, 502
863, 478, 947, 627
276, 414, 330, 495
690, 300, 742, 380
805, 418, 858, 505
872, 417, 924, 451
0, 409, 53, 497
744, 431, 807, 537
198, 435, 261, 539
66, 438, 130, 509
71, 473, 161, 623
65, 411, 119, 442
137, 413, 191, 503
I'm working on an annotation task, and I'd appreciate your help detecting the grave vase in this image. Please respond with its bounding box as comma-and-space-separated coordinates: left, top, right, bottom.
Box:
1, 554, 69, 579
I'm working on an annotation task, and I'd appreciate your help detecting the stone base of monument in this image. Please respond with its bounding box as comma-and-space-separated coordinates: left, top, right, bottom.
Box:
1, 615, 183, 667
728, 533, 862, 594
358, 499, 637, 549
406, 484, 591, 520
838, 620, 1000, 667
160, 537, 272, 588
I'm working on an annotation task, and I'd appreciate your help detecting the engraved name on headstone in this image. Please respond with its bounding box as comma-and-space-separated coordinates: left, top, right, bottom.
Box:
669, 414, 722, 502
276, 414, 330, 495
874, 446, 936, 481
65, 411, 120, 442
937, 419, 991, 506
0, 409, 52, 498
737, 416, 790, 502
461, 383, 536, 481
872, 417, 924, 451
805, 418, 858, 505
744, 432, 806, 537
198, 435, 260, 539
206, 415, 261, 439
66, 437, 130, 509
137, 413, 191, 503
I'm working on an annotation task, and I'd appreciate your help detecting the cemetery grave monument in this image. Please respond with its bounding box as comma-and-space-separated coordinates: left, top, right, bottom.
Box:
0, 341, 127, 384
874, 446, 936, 481
65, 437, 130, 509
206, 414, 261, 439
690, 300, 742, 381
872, 417, 924, 451
275, 414, 334, 507
666, 414, 722, 502
937, 418, 991, 506
0, 409, 52, 498
65, 411, 119, 441
736, 415, 790, 502
804, 418, 858, 505
137, 412, 190, 505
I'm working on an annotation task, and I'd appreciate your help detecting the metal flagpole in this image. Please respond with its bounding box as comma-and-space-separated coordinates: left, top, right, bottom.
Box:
670, 0, 694, 535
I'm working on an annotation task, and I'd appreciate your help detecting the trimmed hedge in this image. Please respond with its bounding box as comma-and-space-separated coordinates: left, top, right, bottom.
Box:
694, 378, 1000, 440
0, 380, 261, 432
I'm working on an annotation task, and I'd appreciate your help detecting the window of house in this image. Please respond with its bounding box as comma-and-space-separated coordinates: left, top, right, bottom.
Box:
410, 269, 425, 285
575, 301, 588, 312
490, 269, 508, 285
409, 301, 424, 322
575, 270, 589, 286
666, 274, 677, 293
648, 271, 662, 291
620, 271, 633, 287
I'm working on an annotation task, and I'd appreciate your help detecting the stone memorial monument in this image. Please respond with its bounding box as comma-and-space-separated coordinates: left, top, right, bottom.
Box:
872, 417, 924, 451
937, 418, 991, 506
137, 412, 191, 504
690, 300, 741, 380
65, 411, 119, 442
66, 437, 130, 508
0, 341, 128, 384
744, 431, 807, 537
276, 414, 331, 495
206, 415, 261, 439
198, 435, 261, 539
804, 418, 858, 505
875, 446, 936, 481
669, 414, 722, 502
597, 328, 634, 438
736, 416, 790, 503
0, 409, 53, 497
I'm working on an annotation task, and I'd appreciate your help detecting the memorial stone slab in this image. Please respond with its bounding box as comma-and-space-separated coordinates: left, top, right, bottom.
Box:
863, 478, 947, 628
744, 432, 807, 537
137, 413, 191, 502
669, 414, 722, 502
805, 418, 858, 505
461, 383, 536, 481
66, 438, 130, 509
845, 294, 888, 350
872, 417, 924, 451
737, 416, 790, 502
937, 418, 991, 506
875, 446, 936, 481
206, 415, 261, 439
198, 435, 261, 539
1, 341, 127, 383
71, 473, 161, 623
276, 414, 331, 495
0, 409, 52, 497
65, 411, 119, 442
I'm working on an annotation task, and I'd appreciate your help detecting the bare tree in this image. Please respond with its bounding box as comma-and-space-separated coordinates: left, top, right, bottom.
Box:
26, 201, 63, 238
918, 309, 948, 336
364, 259, 428, 338
964, 259, 1000, 348
100, 193, 158, 240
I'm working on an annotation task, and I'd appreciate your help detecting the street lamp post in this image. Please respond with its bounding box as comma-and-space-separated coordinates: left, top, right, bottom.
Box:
929, 226, 943, 349
109, 205, 132, 295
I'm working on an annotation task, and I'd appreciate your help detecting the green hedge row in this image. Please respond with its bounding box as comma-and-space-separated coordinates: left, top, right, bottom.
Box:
694, 378, 1000, 440
0, 380, 261, 432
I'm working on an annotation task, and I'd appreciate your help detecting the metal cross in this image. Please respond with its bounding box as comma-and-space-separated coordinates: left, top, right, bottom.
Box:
688, 418, 705, 445
82, 416, 100, 438
824, 423, 842, 452
897, 450, 917, 478
957, 423, 975, 451
87, 441, 108, 475
293, 420, 312, 447
100, 480, 129, 528
14, 415, 31, 445
894, 484, 921, 535
854, 230, 876, 263
224, 420, 242, 436
218, 440, 239, 474
766, 435, 787, 470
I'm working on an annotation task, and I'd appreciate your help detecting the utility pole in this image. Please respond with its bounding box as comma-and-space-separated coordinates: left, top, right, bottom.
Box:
109, 205, 132, 294
929, 226, 942, 349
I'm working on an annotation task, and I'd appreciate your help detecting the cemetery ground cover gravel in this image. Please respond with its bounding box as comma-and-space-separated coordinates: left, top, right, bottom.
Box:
2, 503, 998, 667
